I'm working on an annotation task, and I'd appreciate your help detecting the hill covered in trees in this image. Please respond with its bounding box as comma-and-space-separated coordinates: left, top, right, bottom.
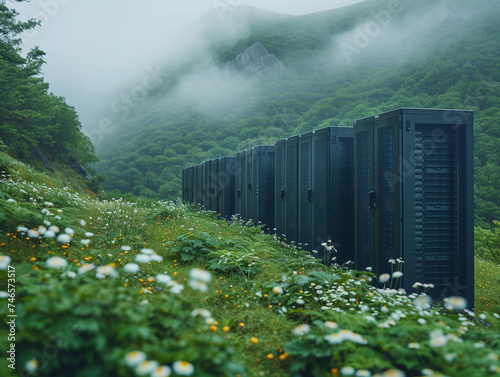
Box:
0, 3, 100, 194
91, 0, 500, 229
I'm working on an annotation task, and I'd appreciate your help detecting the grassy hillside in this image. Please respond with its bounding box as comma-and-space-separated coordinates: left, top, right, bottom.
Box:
92, 0, 500, 229
1, 151, 500, 377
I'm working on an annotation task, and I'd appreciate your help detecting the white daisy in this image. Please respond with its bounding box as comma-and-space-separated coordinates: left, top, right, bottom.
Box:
189, 268, 211, 283
46, 256, 68, 269
57, 234, 71, 244
96, 265, 118, 279
124, 351, 147, 367
78, 264, 95, 275
123, 263, 140, 274
135, 254, 151, 263
135, 360, 159, 375
292, 324, 310, 336
172, 361, 194, 376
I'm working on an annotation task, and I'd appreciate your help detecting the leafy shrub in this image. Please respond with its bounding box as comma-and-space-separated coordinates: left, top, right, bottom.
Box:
152, 200, 190, 220
260, 271, 500, 377
0, 263, 245, 377
0, 138, 7, 153
167, 232, 221, 263
208, 240, 269, 280
0, 201, 42, 234
475, 221, 500, 263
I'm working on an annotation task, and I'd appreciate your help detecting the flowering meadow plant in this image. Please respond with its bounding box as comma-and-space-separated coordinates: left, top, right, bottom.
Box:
1, 154, 500, 377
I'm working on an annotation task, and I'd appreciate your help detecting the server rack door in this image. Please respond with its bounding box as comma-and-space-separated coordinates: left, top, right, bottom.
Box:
228, 157, 236, 218
243, 151, 249, 219
311, 129, 329, 256
188, 167, 193, 203
335, 129, 355, 264
354, 123, 374, 271
217, 158, 224, 215
298, 133, 313, 250
235, 152, 243, 217
219, 157, 236, 219
250, 147, 259, 225
275, 140, 286, 239
208, 160, 216, 211
285, 136, 299, 244
202, 161, 209, 208
373, 116, 401, 276
196, 164, 203, 205
212, 159, 220, 212
188, 166, 194, 203
240, 150, 248, 220
245, 149, 253, 221
182, 168, 187, 202
204, 161, 211, 210
404, 110, 473, 303
260, 146, 275, 233
193, 166, 198, 204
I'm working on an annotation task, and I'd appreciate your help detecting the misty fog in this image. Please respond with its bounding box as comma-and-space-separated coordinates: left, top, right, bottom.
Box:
8, 0, 365, 140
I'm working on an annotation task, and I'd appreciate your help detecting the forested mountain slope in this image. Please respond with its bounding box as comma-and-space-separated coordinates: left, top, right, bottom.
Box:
92, 0, 500, 229
0, 4, 100, 194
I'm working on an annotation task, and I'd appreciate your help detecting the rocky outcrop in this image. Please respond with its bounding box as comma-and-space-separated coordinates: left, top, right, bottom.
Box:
225, 42, 285, 81
67, 157, 92, 181
34, 147, 54, 172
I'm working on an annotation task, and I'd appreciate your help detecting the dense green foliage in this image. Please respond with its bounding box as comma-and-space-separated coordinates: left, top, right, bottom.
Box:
92, 0, 500, 229
0, 4, 97, 171
475, 221, 500, 263
1, 153, 500, 377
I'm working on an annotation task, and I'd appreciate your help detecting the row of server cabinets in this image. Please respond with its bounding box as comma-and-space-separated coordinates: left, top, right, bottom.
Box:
182, 108, 473, 303
235, 146, 275, 232
274, 127, 355, 264
182, 157, 236, 219
181, 147, 275, 232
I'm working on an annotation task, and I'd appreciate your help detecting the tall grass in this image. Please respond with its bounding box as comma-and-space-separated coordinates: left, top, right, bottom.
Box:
1, 152, 499, 377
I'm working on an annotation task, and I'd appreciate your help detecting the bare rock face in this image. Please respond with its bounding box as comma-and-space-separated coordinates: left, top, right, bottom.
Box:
34, 147, 54, 172
225, 42, 285, 81
67, 157, 92, 181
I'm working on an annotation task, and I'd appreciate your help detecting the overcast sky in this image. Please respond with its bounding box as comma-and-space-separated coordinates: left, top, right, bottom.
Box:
8, 0, 364, 130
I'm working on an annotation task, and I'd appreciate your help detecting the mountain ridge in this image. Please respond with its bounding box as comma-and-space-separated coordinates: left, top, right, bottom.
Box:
91, 0, 500, 229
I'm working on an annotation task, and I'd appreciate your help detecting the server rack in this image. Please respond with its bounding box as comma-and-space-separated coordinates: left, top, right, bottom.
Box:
182, 166, 194, 202
202, 160, 218, 211
218, 157, 236, 219
354, 108, 473, 303
193, 164, 204, 205
297, 127, 354, 262
182, 167, 188, 202
211, 158, 220, 212
245, 149, 253, 220
235, 151, 246, 218
275, 135, 299, 243
249, 146, 275, 232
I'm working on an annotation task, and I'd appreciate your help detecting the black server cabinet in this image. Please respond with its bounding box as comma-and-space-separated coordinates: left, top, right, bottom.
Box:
249, 146, 275, 232
202, 160, 209, 209
188, 166, 196, 203
354, 108, 473, 303
235, 151, 247, 219
245, 149, 253, 221
298, 132, 313, 249
275, 135, 299, 243
203, 160, 218, 211
188, 166, 195, 203
218, 157, 236, 219
211, 159, 220, 212
193, 164, 204, 205
182, 167, 188, 202
297, 127, 354, 262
